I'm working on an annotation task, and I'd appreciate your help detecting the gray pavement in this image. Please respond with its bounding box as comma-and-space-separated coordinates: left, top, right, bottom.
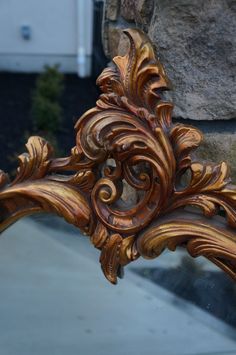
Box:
0, 217, 235, 355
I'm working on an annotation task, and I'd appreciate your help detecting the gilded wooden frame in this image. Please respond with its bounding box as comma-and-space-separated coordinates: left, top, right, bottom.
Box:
0, 29, 235, 284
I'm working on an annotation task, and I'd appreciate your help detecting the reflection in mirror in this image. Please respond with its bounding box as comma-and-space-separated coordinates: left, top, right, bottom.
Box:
131, 250, 236, 332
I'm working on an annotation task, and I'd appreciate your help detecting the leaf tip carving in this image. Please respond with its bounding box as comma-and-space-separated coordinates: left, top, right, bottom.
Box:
100, 234, 123, 284
97, 28, 172, 115
13, 136, 53, 184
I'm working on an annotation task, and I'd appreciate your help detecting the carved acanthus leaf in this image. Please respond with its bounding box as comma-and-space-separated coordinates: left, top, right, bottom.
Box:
13, 136, 53, 184
170, 124, 203, 174
0, 136, 93, 234
171, 162, 236, 228
0, 29, 236, 284
137, 216, 236, 281
0, 170, 9, 188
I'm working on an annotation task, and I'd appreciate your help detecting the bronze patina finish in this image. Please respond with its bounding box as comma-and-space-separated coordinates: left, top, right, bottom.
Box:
0, 29, 236, 284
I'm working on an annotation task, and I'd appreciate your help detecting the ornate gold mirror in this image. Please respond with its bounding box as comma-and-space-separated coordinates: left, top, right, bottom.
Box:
0, 29, 235, 285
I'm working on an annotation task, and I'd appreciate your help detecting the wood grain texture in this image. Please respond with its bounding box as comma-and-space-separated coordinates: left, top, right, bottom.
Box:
0, 29, 236, 284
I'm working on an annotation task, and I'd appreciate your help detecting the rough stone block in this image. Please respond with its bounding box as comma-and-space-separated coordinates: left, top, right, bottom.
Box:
103, 0, 236, 121
196, 132, 236, 182
148, 0, 236, 121
120, 0, 136, 21
106, 0, 120, 21
105, 26, 123, 59
120, 0, 153, 30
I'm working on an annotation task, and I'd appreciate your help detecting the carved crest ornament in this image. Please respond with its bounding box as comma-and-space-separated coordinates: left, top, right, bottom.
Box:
0, 29, 236, 284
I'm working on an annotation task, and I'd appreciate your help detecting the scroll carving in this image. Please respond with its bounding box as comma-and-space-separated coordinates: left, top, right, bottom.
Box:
0, 29, 236, 284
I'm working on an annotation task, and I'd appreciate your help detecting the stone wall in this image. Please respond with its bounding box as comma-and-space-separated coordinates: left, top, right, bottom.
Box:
102, 0, 236, 181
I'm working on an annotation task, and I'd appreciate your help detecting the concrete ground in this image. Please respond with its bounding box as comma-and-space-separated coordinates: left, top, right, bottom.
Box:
0, 216, 235, 355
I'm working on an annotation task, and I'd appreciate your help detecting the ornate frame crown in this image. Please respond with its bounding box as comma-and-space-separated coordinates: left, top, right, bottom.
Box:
0, 29, 235, 284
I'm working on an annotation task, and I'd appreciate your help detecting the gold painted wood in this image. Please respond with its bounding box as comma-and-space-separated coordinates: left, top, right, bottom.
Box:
0, 29, 236, 284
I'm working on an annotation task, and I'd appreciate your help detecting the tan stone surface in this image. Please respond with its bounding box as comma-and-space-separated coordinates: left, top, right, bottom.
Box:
117, 31, 129, 56
120, 0, 135, 21
103, 0, 236, 121
196, 132, 236, 183
106, 26, 123, 59
106, 0, 120, 21
120, 0, 153, 29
